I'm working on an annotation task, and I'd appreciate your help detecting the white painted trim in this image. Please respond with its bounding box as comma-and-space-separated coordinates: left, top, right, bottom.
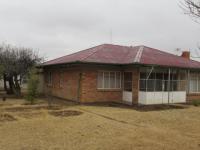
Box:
97, 71, 122, 90
123, 91, 132, 105
139, 91, 186, 105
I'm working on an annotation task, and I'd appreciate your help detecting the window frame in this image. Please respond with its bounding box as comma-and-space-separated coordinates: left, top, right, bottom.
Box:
97, 71, 121, 90
139, 67, 187, 92
189, 72, 200, 93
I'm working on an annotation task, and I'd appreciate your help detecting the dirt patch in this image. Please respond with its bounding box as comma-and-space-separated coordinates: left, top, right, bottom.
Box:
17, 112, 43, 119
22, 101, 46, 105
4, 105, 62, 112
49, 110, 83, 117
0, 114, 17, 122
0, 103, 13, 107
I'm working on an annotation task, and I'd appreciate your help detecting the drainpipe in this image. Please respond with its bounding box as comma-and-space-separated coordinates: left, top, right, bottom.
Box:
167, 68, 171, 105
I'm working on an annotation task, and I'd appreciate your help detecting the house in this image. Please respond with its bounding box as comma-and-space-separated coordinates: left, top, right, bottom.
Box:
40, 44, 200, 105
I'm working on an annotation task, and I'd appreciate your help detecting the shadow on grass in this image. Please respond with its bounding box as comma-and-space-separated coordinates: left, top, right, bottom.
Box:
83, 102, 189, 112
47, 96, 189, 112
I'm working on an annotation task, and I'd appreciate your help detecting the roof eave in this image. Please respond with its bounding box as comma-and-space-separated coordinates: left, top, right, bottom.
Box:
38, 61, 200, 70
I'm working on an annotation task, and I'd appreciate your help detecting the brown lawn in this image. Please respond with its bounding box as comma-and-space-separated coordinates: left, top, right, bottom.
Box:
0, 98, 200, 150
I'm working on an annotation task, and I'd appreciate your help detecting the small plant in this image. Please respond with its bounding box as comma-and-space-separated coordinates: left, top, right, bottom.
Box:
2, 96, 6, 101
25, 68, 39, 104
192, 100, 200, 107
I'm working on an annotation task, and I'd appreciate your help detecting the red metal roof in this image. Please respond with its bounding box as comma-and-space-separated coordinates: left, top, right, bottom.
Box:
42, 44, 200, 69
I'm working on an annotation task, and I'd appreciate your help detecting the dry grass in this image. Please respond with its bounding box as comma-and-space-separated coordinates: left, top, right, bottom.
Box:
0, 98, 200, 150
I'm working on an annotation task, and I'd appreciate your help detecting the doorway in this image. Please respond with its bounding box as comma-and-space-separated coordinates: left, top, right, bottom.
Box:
122, 72, 133, 104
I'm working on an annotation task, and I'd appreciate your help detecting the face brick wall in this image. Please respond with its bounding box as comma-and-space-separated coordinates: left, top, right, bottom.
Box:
187, 94, 200, 102
43, 65, 141, 104
44, 68, 80, 101
80, 69, 122, 103
132, 68, 140, 104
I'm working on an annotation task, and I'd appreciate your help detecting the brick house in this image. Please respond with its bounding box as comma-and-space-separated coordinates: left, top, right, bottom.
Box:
40, 44, 200, 105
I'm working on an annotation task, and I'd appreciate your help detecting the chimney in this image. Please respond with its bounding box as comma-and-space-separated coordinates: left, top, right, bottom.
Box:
181, 51, 190, 60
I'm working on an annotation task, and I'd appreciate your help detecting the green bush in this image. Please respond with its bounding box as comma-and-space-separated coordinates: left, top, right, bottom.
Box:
192, 100, 200, 107
25, 68, 39, 104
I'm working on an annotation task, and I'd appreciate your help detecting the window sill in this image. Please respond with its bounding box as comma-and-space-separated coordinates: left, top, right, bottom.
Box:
187, 93, 200, 96
97, 89, 122, 92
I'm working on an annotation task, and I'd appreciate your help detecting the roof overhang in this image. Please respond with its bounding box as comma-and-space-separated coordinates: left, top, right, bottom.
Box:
38, 61, 200, 70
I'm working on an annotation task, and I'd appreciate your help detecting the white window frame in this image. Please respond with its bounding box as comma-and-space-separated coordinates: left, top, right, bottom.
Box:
97, 71, 121, 90
189, 72, 200, 93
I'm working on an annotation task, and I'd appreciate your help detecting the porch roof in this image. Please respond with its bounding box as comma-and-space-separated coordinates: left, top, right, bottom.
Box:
42, 44, 200, 69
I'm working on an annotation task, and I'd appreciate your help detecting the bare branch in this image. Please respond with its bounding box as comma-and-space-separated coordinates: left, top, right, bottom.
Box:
0, 43, 43, 95
180, 0, 200, 21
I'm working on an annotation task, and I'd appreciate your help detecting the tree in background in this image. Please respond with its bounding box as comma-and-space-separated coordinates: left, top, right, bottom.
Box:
180, 1, 200, 59
25, 68, 39, 104
0, 48, 4, 80
0, 65, 4, 80
0, 43, 42, 96
181, 0, 200, 21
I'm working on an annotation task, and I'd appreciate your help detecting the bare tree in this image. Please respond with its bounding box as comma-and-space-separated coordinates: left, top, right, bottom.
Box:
181, 0, 200, 20
0, 43, 42, 96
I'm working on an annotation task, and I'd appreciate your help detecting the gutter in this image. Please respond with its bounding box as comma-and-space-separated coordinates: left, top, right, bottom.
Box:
37, 60, 200, 71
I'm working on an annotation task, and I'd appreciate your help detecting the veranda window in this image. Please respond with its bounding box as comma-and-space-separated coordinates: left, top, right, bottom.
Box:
97, 71, 121, 89
189, 72, 200, 93
139, 67, 187, 92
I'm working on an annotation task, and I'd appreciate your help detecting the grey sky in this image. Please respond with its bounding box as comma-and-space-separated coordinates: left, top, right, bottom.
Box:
0, 0, 200, 61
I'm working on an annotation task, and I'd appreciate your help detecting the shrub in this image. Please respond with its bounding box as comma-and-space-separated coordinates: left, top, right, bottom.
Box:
192, 100, 200, 107
25, 68, 39, 104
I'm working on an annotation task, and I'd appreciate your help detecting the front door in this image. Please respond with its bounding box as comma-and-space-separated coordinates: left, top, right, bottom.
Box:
123, 72, 133, 104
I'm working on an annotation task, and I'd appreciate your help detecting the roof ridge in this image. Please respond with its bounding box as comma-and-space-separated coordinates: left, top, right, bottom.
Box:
80, 44, 104, 61
143, 45, 180, 58
133, 46, 144, 63
143, 45, 200, 63
43, 44, 104, 64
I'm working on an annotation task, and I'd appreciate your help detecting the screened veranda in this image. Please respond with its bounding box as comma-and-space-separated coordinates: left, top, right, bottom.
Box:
139, 67, 187, 92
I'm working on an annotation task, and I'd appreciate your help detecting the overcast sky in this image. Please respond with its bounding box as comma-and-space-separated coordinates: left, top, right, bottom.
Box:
0, 0, 200, 61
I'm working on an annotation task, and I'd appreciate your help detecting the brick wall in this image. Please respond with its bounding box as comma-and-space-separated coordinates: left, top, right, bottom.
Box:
43, 64, 141, 104
187, 94, 200, 102
44, 68, 80, 102
132, 68, 140, 104
80, 69, 122, 103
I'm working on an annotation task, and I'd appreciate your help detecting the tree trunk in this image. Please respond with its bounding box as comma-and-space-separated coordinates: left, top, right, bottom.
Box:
3, 74, 7, 92
7, 77, 14, 94
13, 74, 21, 97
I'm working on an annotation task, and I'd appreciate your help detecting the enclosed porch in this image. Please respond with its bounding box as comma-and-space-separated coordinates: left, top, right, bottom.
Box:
138, 67, 187, 105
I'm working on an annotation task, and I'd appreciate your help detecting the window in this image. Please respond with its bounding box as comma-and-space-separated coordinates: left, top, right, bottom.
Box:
97, 71, 121, 89
189, 72, 200, 93
139, 67, 187, 92
47, 72, 52, 85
